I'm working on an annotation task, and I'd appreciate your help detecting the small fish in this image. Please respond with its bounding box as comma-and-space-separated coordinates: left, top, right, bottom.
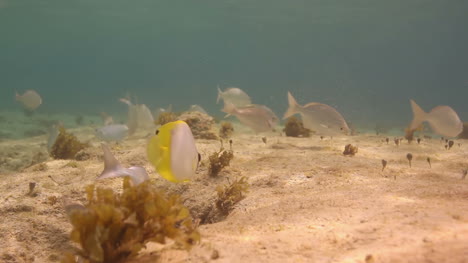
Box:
147, 121, 200, 183
217, 86, 252, 107
188, 104, 208, 115
98, 144, 149, 185
222, 102, 278, 133
409, 100, 463, 137
283, 92, 349, 136
120, 98, 155, 134
15, 90, 42, 110
96, 124, 129, 141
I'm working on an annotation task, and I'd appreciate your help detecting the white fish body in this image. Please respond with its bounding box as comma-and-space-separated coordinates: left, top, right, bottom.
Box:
15, 90, 42, 110
409, 99, 463, 137
96, 124, 129, 141
217, 86, 252, 107
283, 92, 349, 136
223, 103, 278, 133
98, 144, 149, 185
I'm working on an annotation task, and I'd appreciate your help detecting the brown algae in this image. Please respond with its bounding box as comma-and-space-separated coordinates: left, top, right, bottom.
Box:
343, 144, 358, 156
215, 176, 249, 216
208, 148, 234, 177
62, 178, 199, 263
219, 121, 234, 139
50, 126, 88, 160
155, 112, 178, 126
283, 116, 310, 137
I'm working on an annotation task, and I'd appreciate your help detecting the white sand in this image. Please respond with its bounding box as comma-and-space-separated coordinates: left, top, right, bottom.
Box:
1, 123, 467, 262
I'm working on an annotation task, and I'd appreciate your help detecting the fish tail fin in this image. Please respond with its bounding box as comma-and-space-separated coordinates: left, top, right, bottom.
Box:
216, 85, 222, 104
222, 102, 236, 116
98, 144, 149, 185
98, 144, 126, 180
283, 91, 300, 119
409, 99, 427, 131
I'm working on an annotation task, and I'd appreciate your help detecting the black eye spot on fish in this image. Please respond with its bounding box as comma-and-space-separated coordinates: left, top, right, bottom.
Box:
155, 129, 159, 135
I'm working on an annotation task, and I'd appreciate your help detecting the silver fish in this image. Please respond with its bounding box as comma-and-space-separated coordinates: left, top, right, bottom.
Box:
15, 90, 42, 110
96, 124, 129, 141
409, 99, 463, 137
98, 144, 149, 185
217, 86, 252, 107
223, 102, 278, 133
136, 104, 155, 129
283, 92, 349, 136
120, 98, 155, 134
188, 104, 208, 115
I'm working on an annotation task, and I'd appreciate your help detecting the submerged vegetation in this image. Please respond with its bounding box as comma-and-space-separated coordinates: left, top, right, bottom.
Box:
62, 178, 199, 263
215, 176, 249, 216
343, 144, 358, 156
283, 117, 310, 137
179, 111, 218, 140
50, 126, 88, 160
208, 147, 234, 177
406, 153, 413, 168
219, 121, 234, 139
155, 112, 178, 126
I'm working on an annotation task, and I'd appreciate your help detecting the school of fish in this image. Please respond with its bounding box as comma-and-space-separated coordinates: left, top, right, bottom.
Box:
12, 87, 465, 184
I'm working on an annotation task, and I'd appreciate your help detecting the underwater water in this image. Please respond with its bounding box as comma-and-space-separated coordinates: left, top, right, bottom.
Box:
1, 0, 468, 128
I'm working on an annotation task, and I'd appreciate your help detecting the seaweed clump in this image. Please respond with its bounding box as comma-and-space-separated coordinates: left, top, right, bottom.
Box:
208, 148, 234, 177
404, 127, 415, 143
155, 112, 178, 126
62, 178, 199, 263
179, 111, 218, 140
219, 122, 234, 139
215, 177, 249, 216
343, 144, 358, 156
283, 117, 310, 137
50, 127, 87, 160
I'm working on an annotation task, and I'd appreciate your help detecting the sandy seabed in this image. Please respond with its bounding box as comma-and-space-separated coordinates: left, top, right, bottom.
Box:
1, 123, 467, 263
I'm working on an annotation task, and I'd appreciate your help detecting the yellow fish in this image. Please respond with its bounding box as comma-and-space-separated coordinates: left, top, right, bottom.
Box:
147, 121, 200, 182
